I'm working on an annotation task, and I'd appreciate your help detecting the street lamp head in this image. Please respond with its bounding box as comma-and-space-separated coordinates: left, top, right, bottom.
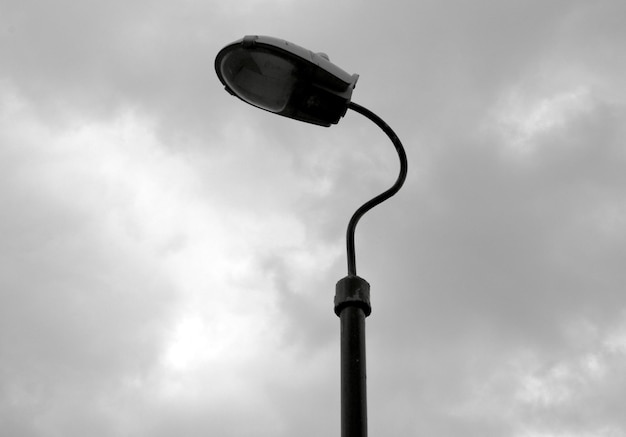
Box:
215, 35, 359, 127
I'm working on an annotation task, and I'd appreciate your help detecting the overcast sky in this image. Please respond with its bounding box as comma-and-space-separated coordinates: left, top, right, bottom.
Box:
2, 1, 626, 436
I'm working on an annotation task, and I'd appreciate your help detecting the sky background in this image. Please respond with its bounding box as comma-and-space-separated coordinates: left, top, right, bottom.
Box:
1, 1, 626, 436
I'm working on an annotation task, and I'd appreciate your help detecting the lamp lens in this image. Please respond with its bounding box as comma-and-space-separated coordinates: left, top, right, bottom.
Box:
220, 48, 297, 112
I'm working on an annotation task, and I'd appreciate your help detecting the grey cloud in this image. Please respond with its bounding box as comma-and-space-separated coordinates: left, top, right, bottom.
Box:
2, 0, 626, 436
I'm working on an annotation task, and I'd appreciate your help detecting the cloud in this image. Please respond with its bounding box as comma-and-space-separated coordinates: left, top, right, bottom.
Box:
0, 74, 341, 436
1, 0, 626, 435
0, 91, 178, 436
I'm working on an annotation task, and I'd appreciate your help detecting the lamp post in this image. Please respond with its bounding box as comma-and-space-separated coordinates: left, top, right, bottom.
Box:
215, 35, 408, 437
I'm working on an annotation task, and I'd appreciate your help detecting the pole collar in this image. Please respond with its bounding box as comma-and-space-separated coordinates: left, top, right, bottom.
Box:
334, 275, 371, 317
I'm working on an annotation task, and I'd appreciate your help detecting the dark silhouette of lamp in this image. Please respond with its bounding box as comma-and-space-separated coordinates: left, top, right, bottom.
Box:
215, 35, 408, 437
215, 35, 359, 126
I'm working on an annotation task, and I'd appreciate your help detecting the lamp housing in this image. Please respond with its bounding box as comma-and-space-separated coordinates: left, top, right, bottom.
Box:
215, 35, 359, 127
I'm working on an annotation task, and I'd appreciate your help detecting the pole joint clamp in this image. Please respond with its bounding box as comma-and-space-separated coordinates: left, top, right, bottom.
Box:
334, 275, 371, 317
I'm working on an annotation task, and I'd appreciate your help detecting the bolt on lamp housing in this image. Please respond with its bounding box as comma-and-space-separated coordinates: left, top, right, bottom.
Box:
215, 35, 359, 127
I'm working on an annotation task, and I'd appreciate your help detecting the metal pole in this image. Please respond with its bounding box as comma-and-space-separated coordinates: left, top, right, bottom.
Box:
334, 103, 407, 436
335, 275, 371, 437
344, 102, 408, 277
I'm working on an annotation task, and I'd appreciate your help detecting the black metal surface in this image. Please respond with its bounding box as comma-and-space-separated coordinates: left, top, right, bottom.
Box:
334, 275, 371, 317
340, 305, 368, 437
345, 102, 408, 276
336, 104, 407, 436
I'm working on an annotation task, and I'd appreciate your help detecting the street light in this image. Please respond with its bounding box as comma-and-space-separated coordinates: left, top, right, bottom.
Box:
215, 35, 408, 437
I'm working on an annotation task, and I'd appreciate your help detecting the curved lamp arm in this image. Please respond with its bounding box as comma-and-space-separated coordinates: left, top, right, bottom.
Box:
345, 102, 408, 276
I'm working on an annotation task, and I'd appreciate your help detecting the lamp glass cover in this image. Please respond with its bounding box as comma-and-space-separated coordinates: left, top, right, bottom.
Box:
219, 47, 297, 112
